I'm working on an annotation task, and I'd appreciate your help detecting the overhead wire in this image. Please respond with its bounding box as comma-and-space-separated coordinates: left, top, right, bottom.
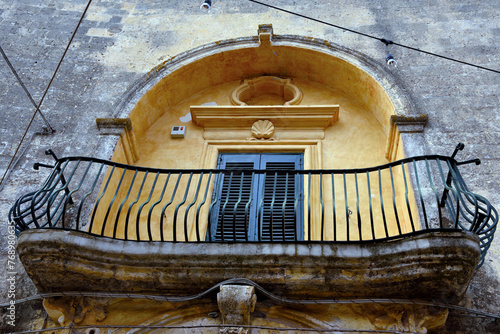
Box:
0, 0, 93, 189
247, 0, 500, 74
2, 278, 500, 320
0, 129, 51, 193
0, 45, 54, 132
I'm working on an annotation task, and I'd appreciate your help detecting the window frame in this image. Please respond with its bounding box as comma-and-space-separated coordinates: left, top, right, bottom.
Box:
209, 153, 304, 241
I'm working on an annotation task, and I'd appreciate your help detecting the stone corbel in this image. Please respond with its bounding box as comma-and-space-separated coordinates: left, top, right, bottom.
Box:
217, 285, 257, 334
386, 115, 427, 161
96, 117, 139, 164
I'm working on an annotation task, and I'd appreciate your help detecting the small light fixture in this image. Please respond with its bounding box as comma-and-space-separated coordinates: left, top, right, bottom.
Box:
381, 38, 397, 68
386, 53, 397, 67
200, 0, 212, 12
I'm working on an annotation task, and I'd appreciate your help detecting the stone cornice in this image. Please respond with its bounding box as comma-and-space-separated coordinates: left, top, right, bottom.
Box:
190, 105, 339, 129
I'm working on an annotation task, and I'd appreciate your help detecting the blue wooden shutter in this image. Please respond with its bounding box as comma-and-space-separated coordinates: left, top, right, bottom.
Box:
210, 153, 303, 241
259, 154, 303, 241
211, 154, 259, 241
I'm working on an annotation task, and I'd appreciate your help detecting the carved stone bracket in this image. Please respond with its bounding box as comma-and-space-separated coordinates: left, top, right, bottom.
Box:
350, 303, 448, 334
43, 296, 108, 326
217, 285, 257, 334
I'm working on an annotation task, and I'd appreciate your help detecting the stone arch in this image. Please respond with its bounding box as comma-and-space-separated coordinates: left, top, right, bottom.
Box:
104, 27, 419, 164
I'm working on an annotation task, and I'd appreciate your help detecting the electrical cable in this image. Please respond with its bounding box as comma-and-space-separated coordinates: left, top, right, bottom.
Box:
0, 0, 93, 190
0, 129, 51, 193
247, 0, 500, 74
0, 45, 54, 132
2, 278, 499, 320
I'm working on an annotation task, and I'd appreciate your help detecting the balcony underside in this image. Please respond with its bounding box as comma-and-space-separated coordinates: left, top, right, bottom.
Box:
18, 229, 480, 303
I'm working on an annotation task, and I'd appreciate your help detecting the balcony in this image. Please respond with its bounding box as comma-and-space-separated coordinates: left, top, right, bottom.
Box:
10, 147, 498, 303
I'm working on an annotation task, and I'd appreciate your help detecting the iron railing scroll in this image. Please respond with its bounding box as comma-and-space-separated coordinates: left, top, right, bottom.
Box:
9, 145, 498, 267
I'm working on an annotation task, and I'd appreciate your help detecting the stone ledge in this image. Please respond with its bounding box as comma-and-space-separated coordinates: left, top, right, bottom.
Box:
190, 105, 339, 129
17, 229, 480, 303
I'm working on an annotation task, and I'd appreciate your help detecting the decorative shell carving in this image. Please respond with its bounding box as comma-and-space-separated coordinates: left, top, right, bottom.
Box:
251, 120, 274, 139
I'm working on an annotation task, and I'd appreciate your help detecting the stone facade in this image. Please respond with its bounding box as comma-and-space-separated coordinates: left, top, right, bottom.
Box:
1, 1, 499, 332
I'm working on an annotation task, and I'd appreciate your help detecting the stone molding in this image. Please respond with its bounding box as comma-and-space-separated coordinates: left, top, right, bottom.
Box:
191, 105, 339, 141
258, 23, 273, 46
386, 115, 428, 161
230, 76, 303, 106
18, 229, 480, 303
391, 115, 428, 133
96, 117, 138, 163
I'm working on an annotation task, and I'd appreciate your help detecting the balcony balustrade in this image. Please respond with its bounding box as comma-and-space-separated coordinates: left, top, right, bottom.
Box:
10, 147, 497, 267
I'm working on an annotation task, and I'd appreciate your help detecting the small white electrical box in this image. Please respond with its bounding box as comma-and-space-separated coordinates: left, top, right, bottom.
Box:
171, 125, 186, 138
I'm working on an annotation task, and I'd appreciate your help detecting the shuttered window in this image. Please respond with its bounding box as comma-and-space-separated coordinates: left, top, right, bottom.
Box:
209, 153, 303, 241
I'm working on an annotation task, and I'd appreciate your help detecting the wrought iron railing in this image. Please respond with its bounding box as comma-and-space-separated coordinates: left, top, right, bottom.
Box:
10, 146, 498, 266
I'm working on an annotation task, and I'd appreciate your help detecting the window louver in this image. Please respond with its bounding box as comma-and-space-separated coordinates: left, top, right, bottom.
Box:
260, 162, 298, 241
211, 154, 303, 242
214, 162, 255, 241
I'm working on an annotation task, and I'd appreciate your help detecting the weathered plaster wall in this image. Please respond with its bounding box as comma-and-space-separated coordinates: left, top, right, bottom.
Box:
1, 1, 499, 332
